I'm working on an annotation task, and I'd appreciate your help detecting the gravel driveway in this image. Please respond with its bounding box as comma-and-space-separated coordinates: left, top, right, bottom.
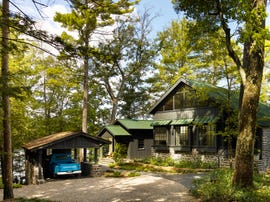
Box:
0, 172, 203, 202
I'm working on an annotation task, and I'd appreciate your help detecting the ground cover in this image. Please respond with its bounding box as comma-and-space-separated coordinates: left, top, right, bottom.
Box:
191, 168, 270, 201
109, 157, 217, 174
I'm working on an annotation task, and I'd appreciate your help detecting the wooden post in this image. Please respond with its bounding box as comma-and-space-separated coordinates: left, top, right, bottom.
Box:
38, 150, 44, 183
94, 148, 98, 164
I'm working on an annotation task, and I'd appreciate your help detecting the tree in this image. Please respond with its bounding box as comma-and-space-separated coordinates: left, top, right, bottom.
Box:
93, 12, 156, 123
173, 0, 267, 188
54, 0, 136, 133
1, 0, 14, 199
155, 18, 239, 89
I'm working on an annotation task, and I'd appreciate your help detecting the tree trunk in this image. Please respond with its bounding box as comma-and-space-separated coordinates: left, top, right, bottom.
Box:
82, 57, 89, 133
233, 0, 266, 186
1, 0, 14, 199
110, 98, 118, 124
233, 79, 261, 187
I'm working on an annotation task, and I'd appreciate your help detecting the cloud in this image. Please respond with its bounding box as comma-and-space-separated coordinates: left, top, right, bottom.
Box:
35, 4, 69, 36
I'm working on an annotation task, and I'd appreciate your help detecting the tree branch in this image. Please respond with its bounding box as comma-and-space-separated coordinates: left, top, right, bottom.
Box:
215, 0, 245, 82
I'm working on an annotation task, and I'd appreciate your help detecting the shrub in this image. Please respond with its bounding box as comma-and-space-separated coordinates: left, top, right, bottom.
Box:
112, 143, 127, 163
127, 172, 141, 177
191, 168, 270, 201
175, 159, 218, 169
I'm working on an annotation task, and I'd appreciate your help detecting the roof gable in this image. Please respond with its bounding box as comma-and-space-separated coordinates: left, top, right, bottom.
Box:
23, 131, 110, 151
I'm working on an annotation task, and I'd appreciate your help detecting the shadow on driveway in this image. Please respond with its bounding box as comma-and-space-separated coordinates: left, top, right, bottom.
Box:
0, 173, 203, 202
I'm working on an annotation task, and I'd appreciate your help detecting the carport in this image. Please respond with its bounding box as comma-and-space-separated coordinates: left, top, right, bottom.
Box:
22, 131, 110, 184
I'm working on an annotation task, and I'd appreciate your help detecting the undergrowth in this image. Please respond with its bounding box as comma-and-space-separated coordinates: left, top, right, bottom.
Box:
191, 168, 270, 201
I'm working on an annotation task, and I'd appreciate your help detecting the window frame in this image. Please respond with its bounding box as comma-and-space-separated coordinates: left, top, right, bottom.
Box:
154, 127, 168, 146
175, 125, 189, 146
196, 124, 216, 147
138, 139, 145, 150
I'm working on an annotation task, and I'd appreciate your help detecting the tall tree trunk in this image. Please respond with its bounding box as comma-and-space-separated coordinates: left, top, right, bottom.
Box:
1, 0, 14, 199
82, 57, 89, 133
232, 0, 266, 187
81, 57, 89, 162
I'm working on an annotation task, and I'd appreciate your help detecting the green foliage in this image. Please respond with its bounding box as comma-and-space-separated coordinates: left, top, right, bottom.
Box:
174, 159, 218, 169
93, 13, 156, 121
148, 157, 175, 166
154, 18, 240, 90
112, 143, 127, 163
104, 169, 140, 178
110, 157, 217, 173
192, 169, 270, 201
141, 157, 218, 169
0, 177, 22, 189
127, 171, 141, 177
54, 0, 136, 58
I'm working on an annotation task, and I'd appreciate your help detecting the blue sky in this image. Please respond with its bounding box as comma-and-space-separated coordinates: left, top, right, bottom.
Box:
9, 0, 270, 40
136, 0, 181, 37
9, 0, 179, 39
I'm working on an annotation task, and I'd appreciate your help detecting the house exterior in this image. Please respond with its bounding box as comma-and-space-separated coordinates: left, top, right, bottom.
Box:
99, 78, 270, 171
98, 119, 153, 159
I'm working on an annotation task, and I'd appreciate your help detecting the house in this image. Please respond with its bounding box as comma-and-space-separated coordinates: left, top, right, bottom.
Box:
99, 78, 270, 171
98, 119, 153, 159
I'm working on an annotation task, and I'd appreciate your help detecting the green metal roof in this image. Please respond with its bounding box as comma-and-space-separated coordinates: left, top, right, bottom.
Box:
193, 116, 219, 125
106, 125, 131, 136
171, 119, 193, 125
149, 78, 270, 127
151, 120, 172, 126
116, 119, 153, 130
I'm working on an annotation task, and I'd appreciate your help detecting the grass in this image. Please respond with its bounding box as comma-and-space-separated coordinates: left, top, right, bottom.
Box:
109, 157, 217, 174
0, 178, 22, 189
191, 168, 270, 201
104, 169, 141, 177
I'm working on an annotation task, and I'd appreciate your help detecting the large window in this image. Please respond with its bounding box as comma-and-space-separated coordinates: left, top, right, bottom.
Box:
175, 126, 189, 146
197, 124, 216, 147
157, 86, 196, 112
154, 127, 167, 146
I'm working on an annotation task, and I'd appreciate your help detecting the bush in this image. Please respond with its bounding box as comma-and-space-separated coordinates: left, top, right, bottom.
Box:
149, 157, 175, 166
127, 172, 141, 177
191, 169, 270, 201
112, 143, 127, 163
175, 159, 218, 169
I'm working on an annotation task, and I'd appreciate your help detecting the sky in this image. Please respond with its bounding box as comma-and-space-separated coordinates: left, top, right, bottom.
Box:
136, 0, 180, 37
9, 0, 179, 39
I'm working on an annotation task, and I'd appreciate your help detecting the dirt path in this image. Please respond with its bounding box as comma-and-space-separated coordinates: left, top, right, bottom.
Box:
0, 172, 203, 202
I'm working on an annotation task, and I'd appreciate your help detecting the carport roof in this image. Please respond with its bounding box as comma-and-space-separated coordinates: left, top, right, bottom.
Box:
23, 131, 110, 151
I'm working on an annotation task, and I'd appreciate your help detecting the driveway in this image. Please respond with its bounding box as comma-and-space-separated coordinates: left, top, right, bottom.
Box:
0, 172, 203, 202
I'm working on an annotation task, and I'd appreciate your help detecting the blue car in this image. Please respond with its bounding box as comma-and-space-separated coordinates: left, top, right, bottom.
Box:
49, 153, 81, 176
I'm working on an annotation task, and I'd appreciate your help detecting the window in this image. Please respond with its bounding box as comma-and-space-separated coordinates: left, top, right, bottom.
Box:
164, 96, 173, 110
138, 139, 144, 149
161, 86, 196, 112
175, 93, 184, 109
198, 124, 216, 147
154, 127, 167, 146
175, 126, 189, 146
185, 91, 195, 107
